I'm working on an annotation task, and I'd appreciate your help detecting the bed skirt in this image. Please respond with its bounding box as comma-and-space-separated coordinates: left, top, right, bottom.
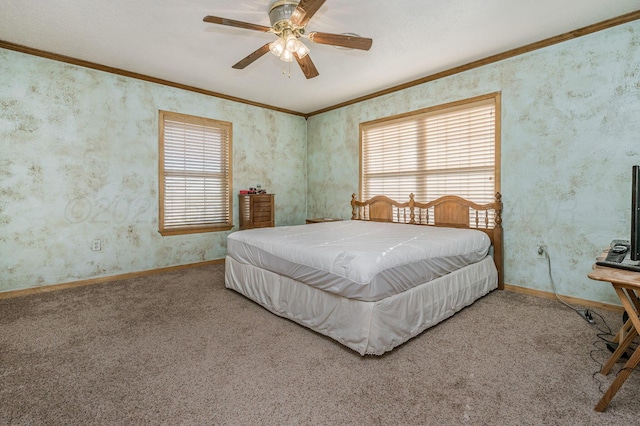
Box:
224, 255, 498, 355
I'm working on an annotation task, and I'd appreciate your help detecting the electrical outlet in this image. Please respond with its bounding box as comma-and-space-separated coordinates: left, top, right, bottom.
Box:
92, 239, 101, 251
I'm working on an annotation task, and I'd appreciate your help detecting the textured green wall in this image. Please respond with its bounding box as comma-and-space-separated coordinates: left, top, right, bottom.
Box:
307, 21, 640, 305
0, 49, 307, 291
3, 21, 639, 304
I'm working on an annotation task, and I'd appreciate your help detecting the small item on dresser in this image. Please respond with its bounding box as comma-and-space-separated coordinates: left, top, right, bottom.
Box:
239, 188, 265, 194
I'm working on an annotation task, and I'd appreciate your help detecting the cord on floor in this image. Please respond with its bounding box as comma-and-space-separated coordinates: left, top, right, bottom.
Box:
542, 247, 595, 324
588, 310, 639, 393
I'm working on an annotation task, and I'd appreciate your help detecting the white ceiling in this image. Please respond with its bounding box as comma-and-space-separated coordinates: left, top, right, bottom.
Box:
1, 0, 639, 114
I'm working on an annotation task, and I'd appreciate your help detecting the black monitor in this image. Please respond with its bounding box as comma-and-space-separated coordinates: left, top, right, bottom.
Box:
596, 166, 640, 272
632, 165, 640, 261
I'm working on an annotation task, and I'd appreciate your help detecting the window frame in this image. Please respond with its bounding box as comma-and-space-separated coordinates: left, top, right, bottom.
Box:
359, 92, 501, 205
158, 110, 233, 236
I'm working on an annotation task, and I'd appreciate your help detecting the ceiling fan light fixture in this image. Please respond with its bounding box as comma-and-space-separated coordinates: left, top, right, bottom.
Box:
285, 34, 298, 52
295, 41, 310, 59
269, 37, 286, 56
290, 7, 304, 25
280, 48, 294, 62
285, 34, 309, 59
271, 32, 309, 62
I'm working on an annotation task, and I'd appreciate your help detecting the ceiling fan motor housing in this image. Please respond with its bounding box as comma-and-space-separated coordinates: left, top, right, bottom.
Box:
269, 0, 300, 28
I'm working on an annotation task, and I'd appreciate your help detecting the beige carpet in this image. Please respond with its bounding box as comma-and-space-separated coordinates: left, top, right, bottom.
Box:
1, 263, 638, 425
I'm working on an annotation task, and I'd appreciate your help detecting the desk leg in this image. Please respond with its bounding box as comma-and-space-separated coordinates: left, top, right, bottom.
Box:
630, 288, 640, 312
595, 345, 640, 412
612, 317, 633, 344
595, 286, 640, 412
600, 327, 638, 375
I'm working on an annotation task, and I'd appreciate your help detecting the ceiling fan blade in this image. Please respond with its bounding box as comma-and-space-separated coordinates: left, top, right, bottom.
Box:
308, 32, 373, 50
203, 15, 272, 32
290, 0, 326, 27
232, 43, 272, 69
294, 53, 319, 79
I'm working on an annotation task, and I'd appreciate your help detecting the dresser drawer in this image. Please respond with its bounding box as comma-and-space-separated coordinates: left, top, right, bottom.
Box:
239, 194, 275, 230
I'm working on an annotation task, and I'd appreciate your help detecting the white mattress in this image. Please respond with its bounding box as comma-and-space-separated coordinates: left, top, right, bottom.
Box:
227, 220, 490, 302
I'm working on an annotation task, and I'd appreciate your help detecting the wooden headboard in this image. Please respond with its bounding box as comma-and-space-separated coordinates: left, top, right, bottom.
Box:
351, 193, 504, 290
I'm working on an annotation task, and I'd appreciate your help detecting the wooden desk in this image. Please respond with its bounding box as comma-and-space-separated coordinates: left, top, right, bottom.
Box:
588, 264, 640, 412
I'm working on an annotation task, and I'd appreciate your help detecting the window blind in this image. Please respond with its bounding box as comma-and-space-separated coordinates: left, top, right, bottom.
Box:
159, 111, 232, 235
361, 96, 498, 206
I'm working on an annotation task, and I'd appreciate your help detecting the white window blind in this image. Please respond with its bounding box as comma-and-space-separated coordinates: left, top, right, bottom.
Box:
159, 111, 232, 235
361, 96, 498, 206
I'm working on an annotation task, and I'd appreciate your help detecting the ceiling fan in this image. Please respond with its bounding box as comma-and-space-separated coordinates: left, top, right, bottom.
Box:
203, 0, 373, 79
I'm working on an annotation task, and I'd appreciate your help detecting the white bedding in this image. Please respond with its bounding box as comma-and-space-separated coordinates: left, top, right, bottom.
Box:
227, 220, 490, 302
225, 255, 497, 355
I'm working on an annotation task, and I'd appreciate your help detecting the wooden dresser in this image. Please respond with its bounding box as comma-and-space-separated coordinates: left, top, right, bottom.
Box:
239, 194, 275, 230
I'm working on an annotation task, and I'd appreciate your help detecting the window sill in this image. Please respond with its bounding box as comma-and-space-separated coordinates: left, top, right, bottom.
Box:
159, 224, 233, 236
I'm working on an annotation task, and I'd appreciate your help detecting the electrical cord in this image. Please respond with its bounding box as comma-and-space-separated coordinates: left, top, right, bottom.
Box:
542, 248, 594, 323
588, 310, 617, 393
541, 247, 640, 391
590, 310, 614, 340
588, 309, 639, 393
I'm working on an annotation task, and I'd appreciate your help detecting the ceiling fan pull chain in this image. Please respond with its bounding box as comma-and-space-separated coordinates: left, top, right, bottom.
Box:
282, 62, 291, 78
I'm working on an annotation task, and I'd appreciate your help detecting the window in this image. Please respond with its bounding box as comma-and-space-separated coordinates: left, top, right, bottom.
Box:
360, 93, 500, 208
159, 111, 232, 235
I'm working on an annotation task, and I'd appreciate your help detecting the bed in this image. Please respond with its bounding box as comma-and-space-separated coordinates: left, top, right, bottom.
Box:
224, 193, 503, 355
